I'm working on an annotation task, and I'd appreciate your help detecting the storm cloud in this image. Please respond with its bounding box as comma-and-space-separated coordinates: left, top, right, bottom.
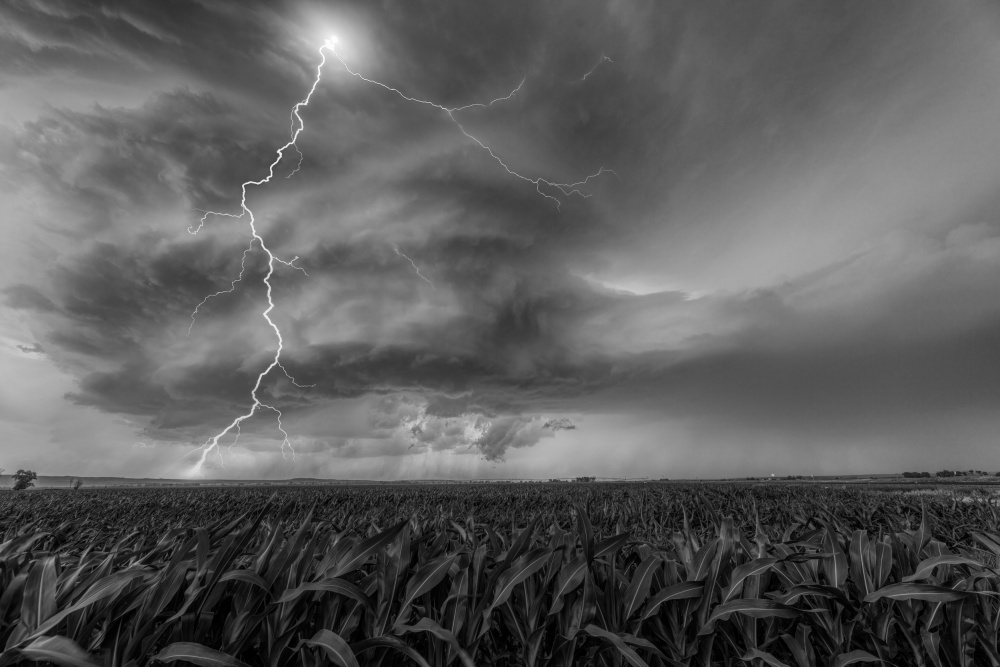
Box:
3, 0, 1000, 478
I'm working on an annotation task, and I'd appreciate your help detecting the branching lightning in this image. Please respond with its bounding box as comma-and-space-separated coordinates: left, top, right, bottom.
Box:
183, 37, 614, 476
188, 244, 254, 336
227, 424, 241, 456
184, 46, 332, 476
327, 41, 615, 210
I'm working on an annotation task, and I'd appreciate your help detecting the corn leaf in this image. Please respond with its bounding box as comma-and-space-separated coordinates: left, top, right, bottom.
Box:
549, 556, 587, 616
351, 636, 432, 667
639, 581, 704, 621
622, 554, 661, 620
299, 629, 359, 667
489, 547, 553, 612
901, 555, 985, 583
700, 599, 799, 635
21, 556, 58, 633
396, 617, 474, 667
327, 521, 407, 578
864, 583, 972, 603
581, 624, 650, 667
17, 635, 97, 667
152, 642, 251, 666
831, 649, 882, 667
395, 553, 457, 624
275, 576, 373, 612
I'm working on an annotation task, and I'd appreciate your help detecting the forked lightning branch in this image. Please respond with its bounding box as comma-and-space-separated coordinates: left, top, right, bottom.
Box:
184, 38, 613, 475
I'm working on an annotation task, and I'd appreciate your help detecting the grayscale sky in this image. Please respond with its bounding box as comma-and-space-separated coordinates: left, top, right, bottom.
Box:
3, 0, 1000, 479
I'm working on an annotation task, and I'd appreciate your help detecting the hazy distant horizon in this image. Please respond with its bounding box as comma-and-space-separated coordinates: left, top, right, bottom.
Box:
15, 471, 960, 490
4, 1, 1000, 480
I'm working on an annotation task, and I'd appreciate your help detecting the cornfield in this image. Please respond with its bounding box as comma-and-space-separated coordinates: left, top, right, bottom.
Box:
2, 483, 1000, 666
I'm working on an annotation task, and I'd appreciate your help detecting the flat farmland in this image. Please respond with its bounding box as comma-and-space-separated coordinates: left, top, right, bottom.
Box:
1, 482, 999, 665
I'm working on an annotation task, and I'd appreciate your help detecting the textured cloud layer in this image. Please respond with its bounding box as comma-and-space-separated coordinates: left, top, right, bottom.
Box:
3, 0, 1000, 477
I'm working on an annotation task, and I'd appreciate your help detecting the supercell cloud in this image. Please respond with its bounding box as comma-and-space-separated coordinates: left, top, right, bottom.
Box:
2, 0, 1000, 479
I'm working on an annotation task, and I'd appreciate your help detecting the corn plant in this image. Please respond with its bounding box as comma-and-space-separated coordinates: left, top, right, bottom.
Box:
2, 483, 1000, 665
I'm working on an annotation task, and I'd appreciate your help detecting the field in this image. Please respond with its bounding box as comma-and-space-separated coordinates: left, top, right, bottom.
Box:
2, 482, 1000, 666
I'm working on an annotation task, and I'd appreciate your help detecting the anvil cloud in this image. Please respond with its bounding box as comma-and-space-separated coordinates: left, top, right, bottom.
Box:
3, 0, 1000, 479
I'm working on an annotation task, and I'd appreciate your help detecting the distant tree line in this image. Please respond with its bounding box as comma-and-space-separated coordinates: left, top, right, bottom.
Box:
903, 470, 997, 478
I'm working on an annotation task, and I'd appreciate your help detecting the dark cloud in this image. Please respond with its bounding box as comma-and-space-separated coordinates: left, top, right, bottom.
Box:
7, 90, 283, 232
4, 0, 1000, 476
474, 416, 552, 462
4, 285, 56, 312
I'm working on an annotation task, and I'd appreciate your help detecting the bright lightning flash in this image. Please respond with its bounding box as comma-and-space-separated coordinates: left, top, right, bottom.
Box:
184, 37, 613, 476
184, 46, 331, 476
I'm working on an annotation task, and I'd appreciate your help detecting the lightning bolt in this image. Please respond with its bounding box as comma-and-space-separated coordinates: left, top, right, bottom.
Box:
579, 55, 613, 81
227, 423, 241, 456
184, 38, 614, 476
327, 42, 615, 210
394, 246, 434, 287
187, 244, 254, 336
184, 46, 331, 476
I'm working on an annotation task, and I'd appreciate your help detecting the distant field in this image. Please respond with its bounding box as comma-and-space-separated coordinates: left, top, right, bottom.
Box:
2, 483, 999, 666
24, 472, 1000, 490
4, 481, 1000, 540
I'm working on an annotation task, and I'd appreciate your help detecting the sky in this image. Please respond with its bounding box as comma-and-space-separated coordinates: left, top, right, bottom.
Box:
3, 0, 1000, 480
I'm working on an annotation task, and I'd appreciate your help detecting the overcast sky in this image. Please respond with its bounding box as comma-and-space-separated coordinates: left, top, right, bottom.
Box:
3, 0, 1000, 480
